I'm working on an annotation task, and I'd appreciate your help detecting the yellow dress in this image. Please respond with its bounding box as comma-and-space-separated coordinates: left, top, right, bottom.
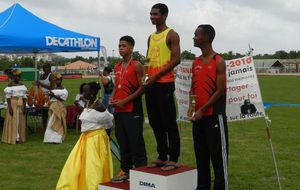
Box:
1, 85, 27, 144
56, 109, 114, 190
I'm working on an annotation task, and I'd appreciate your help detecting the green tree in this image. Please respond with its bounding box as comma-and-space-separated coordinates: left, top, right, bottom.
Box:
70, 56, 87, 63
19, 57, 35, 67
289, 51, 298, 59
274, 50, 289, 59
263, 53, 272, 59
52, 56, 70, 66
107, 56, 121, 69
0, 57, 13, 70
132, 51, 146, 62
181, 50, 195, 60
87, 56, 100, 63
220, 51, 245, 60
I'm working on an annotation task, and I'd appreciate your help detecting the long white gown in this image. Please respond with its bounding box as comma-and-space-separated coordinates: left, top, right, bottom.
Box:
43, 88, 68, 143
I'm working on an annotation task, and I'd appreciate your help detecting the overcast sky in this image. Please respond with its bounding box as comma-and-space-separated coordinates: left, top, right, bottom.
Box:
1, 0, 299, 58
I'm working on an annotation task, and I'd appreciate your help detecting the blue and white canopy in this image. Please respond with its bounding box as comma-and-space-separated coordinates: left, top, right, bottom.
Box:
0, 3, 100, 53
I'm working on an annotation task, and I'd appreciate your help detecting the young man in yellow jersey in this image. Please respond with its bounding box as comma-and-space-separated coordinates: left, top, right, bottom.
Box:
145, 3, 181, 171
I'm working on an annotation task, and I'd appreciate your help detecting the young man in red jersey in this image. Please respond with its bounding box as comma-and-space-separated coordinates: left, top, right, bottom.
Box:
188, 25, 228, 190
110, 35, 147, 182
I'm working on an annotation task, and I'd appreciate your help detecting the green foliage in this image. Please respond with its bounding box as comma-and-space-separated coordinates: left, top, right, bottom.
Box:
70, 56, 86, 63
107, 56, 122, 68
220, 51, 245, 60
181, 50, 196, 60
0, 57, 13, 70
51, 56, 70, 66
218, 50, 300, 60
132, 51, 146, 62
273, 50, 290, 59
0, 57, 52, 70
20, 57, 35, 67
254, 50, 300, 59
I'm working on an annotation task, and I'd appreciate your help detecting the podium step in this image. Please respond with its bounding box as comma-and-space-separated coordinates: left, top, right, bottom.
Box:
130, 165, 197, 190
99, 181, 129, 190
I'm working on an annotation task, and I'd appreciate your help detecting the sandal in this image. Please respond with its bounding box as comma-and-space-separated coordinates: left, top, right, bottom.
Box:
160, 162, 181, 171
147, 160, 167, 168
111, 171, 129, 183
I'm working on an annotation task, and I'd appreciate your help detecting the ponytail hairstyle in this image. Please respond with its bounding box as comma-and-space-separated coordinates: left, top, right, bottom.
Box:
87, 81, 101, 97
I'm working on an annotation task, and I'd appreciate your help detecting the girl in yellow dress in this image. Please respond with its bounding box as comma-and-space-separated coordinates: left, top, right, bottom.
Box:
1, 69, 27, 144
56, 81, 113, 190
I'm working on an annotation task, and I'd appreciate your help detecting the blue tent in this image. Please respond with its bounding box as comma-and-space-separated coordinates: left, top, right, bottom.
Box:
0, 3, 100, 53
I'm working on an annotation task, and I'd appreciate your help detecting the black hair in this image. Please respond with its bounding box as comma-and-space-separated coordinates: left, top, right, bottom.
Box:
120, 35, 135, 46
197, 24, 215, 43
43, 62, 51, 69
87, 81, 101, 96
103, 67, 112, 74
79, 83, 86, 94
152, 3, 168, 15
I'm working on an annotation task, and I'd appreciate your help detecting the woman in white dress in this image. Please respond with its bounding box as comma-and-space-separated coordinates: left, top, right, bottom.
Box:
2, 69, 27, 144
72, 83, 87, 130
36, 63, 54, 94
56, 82, 113, 190
74, 83, 87, 110
43, 73, 68, 143
36, 63, 54, 127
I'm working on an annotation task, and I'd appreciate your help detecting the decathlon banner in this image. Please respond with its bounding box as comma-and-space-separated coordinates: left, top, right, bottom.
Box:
0, 3, 100, 53
175, 61, 192, 121
226, 55, 265, 122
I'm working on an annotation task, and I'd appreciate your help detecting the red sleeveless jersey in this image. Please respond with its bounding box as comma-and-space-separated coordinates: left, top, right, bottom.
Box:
113, 60, 140, 112
192, 54, 226, 116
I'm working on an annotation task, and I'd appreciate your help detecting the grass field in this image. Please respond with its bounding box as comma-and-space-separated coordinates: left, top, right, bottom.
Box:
0, 76, 300, 190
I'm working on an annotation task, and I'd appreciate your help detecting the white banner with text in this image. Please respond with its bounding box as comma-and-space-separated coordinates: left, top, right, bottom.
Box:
175, 56, 265, 122
225, 55, 265, 121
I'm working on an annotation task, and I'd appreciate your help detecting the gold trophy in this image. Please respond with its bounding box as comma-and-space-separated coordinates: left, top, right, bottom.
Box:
32, 97, 36, 107
190, 94, 197, 117
141, 58, 150, 85
44, 93, 50, 107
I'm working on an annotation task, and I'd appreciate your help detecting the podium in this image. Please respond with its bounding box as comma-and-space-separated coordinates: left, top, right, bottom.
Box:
130, 166, 197, 190
99, 165, 197, 190
99, 181, 129, 190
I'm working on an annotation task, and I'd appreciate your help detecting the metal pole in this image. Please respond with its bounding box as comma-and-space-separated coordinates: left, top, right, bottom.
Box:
250, 48, 282, 189
34, 53, 38, 94
264, 116, 282, 190
97, 50, 103, 101
100, 45, 108, 66
98, 46, 109, 101
98, 50, 101, 71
